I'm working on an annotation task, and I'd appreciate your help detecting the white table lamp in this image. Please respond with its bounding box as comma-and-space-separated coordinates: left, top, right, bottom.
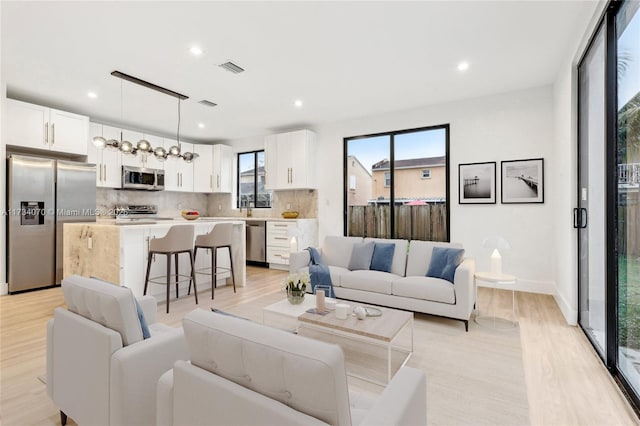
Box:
482, 236, 510, 276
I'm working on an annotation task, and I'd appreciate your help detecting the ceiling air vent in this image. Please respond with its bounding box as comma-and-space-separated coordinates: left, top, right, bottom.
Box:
198, 100, 218, 107
218, 61, 245, 74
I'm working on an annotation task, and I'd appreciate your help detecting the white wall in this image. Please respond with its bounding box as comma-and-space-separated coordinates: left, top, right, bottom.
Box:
313, 87, 556, 294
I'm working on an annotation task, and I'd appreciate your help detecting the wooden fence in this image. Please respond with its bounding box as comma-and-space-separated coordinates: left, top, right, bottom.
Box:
347, 204, 447, 241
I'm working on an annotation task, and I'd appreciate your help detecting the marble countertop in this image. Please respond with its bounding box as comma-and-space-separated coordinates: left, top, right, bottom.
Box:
72, 219, 246, 228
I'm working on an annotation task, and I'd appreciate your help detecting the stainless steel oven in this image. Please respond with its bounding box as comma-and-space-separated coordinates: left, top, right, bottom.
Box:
121, 166, 164, 191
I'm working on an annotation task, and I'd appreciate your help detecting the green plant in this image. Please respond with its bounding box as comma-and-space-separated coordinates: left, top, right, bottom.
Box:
283, 273, 309, 293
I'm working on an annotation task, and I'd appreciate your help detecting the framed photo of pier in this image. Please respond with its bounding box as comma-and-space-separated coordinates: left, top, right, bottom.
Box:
501, 158, 544, 204
458, 162, 496, 204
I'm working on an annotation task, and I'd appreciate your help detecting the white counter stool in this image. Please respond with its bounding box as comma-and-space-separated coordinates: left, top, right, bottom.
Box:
191, 223, 236, 299
144, 224, 198, 313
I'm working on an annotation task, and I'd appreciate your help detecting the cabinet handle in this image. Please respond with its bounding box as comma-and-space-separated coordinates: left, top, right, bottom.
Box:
177, 172, 180, 187
52, 123, 55, 144
44, 122, 48, 144
103, 164, 107, 181
210, 175, 213, 189
274, 224, 288, 227
217, 174, 220, 189
274, 237, 288, 240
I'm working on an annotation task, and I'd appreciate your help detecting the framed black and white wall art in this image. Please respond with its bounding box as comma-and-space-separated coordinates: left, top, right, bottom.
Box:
501, 158, 544, 204
458, 162, 496, 204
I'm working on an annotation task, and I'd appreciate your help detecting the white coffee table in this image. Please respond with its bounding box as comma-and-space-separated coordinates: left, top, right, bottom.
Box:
262, 296, 414, 386
262, 295, 316, 332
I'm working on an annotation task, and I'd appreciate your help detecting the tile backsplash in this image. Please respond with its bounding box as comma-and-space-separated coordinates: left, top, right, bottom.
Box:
97, 188, 317, 218
96, 188, 208, 217
208, 189, 317, 218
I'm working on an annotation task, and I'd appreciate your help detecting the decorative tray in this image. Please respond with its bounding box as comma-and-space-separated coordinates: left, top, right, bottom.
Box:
364, 307, 383, 317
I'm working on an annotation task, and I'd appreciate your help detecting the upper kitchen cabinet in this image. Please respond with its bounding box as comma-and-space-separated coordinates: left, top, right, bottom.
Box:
5, 98, 88, 155
87, 123, 122, 188
193, 144, 213, 193
163, 140, 194, 192
212, 144, 233, 193
264, 129, 316, 190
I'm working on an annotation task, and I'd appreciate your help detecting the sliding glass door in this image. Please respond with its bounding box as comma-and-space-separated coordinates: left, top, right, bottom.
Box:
616, 0, 640, 398
578, 23, 607, 357
578, 0, 640, 409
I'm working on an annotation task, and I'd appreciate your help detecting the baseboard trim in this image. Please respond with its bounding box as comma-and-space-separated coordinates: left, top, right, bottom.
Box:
553, 291, 578, 326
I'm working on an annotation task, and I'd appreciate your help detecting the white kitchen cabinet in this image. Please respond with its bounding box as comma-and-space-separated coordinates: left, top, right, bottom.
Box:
212, 144, 233, 193
163, 140, 194, 192
266, 219, 318, 269
87, 122, 122, 188
264, 129, 316, 190
120, 129, 144, 167
5, 98, 88, 155
193, 144, 214, 193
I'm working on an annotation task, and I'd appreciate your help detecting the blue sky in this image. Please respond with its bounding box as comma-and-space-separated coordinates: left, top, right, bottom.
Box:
347, 128, 446, 172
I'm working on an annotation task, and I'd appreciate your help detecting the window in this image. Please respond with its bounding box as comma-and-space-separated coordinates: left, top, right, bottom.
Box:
237, 150, 271, 208
344, 124, 449, 241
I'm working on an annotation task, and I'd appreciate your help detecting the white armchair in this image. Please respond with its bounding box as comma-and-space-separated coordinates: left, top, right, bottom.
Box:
46, 275, 188, 426
157, 309, 427, 426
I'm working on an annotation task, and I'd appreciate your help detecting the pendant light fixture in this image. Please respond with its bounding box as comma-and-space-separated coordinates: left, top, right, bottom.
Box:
119, 79, 135, 156
102, 70, 197, 163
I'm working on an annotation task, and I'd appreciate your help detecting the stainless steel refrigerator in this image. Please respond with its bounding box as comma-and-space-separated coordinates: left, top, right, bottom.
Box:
7, 154, 96, 292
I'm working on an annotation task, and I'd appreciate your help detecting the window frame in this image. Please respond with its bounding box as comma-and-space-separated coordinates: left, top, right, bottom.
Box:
421, 169, 432, 179
236, 149, 271, 209
342, 123, 450, 241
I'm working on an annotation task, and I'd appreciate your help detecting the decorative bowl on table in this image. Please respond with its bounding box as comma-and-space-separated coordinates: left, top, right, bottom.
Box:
281, 211, 299, 219
181, 210, 200, 220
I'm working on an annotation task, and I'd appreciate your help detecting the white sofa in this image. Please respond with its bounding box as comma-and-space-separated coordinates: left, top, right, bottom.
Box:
157, 309, 427, 426
46, 275, 189, 426
290, 236, 476, 331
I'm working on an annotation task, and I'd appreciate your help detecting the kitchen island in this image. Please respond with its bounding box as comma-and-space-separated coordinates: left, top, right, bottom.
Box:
63, 220, 246, 299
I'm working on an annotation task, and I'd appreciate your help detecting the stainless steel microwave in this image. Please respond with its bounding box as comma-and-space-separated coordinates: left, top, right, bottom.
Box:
121, 166, 164, 191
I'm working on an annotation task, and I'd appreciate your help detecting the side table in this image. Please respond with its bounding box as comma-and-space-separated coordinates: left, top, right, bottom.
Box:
474, 271, 518, 329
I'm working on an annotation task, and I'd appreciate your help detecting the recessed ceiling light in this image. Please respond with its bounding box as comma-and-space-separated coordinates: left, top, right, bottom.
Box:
87, 92, 97, 99
198, 123, 205, 129
190, 46, 203, 56
457, 61, 470, 72
294, 99, 303, 108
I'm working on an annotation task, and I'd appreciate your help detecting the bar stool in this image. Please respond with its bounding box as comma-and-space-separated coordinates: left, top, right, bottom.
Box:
143, 225, 198, 313
190, 223, 236, 299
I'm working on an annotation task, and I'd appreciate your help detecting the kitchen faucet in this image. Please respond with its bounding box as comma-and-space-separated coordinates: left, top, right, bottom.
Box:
246, 202, 253, 217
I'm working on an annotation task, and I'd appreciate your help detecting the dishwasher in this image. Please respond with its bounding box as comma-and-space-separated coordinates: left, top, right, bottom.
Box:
246, 220, 266, 264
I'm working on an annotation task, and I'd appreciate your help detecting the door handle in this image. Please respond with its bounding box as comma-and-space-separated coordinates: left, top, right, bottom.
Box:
574, 208, 588, 229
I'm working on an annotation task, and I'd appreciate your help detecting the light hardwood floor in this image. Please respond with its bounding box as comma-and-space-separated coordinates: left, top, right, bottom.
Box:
1, 266, 638, 425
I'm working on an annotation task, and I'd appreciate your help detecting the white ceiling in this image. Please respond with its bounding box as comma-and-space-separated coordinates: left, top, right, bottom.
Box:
1, 1, 596, 144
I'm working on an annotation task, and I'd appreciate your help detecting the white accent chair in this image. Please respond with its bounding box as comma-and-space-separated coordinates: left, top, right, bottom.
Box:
157, 309, 427, 426
46, 275, 188, 425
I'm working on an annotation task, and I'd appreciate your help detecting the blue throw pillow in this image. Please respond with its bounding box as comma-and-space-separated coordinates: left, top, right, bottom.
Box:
348, 241, 376, 271
134, 298, 151, 339
426, 247, 465, 284
370, 243, 396, 273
